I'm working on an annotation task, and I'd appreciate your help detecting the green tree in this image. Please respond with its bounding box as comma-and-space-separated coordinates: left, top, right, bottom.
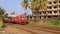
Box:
0, 7, 5, 28
29, 0, 47, 11
0, 8, 5, 16
22, 0, 47, 14
22, 0, 47, 21
22, 0, 28, 15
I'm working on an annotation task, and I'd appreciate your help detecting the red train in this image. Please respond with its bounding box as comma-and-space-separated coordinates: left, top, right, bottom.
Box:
3, 15, 28, 25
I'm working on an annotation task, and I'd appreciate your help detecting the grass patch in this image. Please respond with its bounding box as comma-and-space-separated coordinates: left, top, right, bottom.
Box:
28, 22, 60, 28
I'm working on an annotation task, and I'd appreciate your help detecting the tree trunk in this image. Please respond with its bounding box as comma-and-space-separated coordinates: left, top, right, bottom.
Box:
0, 17, 4, 28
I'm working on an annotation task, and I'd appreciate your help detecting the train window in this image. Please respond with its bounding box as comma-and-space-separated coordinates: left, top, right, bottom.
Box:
20, 16, 25, 18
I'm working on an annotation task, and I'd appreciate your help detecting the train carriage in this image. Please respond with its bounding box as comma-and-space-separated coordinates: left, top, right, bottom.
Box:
3, 15, 28, 25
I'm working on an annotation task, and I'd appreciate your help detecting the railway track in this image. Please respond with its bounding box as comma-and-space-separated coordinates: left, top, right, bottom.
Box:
6, 23, 60, 34
6, 23, 39, 34
24, 26, 60, 34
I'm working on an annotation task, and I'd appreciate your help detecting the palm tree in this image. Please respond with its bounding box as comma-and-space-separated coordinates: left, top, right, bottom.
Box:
0, 8, 5, 16
22, 0, 47, 21
28, 0, 47, 20
0, 8, 5, 20
22, 0, 28, 15
0, 7, 5, 20
31, 0, 47, 11
24, 0, 47, 12
0, 7, 5, 28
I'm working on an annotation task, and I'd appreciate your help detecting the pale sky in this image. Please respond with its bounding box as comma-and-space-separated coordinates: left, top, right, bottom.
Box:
0, 0, 32, 15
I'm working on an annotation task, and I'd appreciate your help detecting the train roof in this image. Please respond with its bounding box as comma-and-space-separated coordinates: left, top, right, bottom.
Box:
7, 14, 25, 17
7, 14, 17, 17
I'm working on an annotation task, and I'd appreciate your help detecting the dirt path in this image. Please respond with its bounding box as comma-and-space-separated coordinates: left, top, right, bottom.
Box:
0, 25, 33, 34
7, 23, 57, 34
0, 23, 59, 34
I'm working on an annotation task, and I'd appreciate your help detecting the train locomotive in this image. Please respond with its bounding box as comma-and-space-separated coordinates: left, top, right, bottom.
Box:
3, 15, 28, 25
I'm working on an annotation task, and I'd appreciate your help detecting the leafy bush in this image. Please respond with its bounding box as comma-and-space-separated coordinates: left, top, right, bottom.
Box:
0, 18, 5, 28
0, 22, 4, 28
29, 22, 53, 27
52, 20, 60, 25
29, 22, 60, 28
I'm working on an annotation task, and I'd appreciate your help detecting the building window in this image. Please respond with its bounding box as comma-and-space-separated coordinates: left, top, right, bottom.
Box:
59, 15, 60, 17
30, 16, 32, 19
54, 11, 57, 13
47, 11, 52, 14
53, 1, 57, 4
44, 16, 46, 18
47, 6, 52, 9
37, 12, 41, 14
34, 12, 36, 15
59, 5, 60, 8
53, 6, 57, 9
39, 12, 41, 14
38, 16, 41, 19
42, 12, 46, 14
34, 16, 37, 18
59, 1, 60, 3
48, 2, 52, 4
40, 16, 41, 18
59, 11, 60, 13
47, 16, 52, 18
59, 10, 60, 13
53, 15, 57, 18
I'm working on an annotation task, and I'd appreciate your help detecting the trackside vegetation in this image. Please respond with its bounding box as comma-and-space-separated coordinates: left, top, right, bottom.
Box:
0, 8, 5, 28
0, 17, 4, 28
28, 20, 60, 28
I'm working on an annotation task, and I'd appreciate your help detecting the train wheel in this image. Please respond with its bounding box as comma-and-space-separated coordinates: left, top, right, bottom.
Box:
20, 22, 25, 25
12, 22, 17, 24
